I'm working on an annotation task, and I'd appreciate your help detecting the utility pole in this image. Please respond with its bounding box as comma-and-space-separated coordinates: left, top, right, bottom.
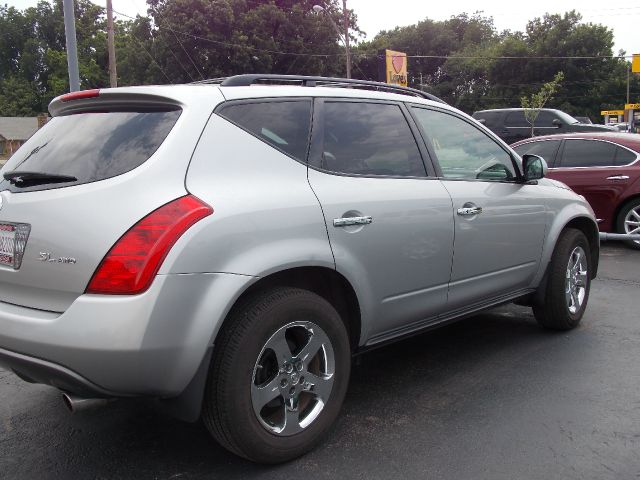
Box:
342, 0, 351, 78
106, 0, 117, 87
62, 0, 80, 91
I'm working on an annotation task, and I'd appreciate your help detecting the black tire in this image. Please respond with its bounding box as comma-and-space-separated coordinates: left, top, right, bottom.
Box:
202, 287, 351, 464
533, 228, 592, 330
616, 197, 640, 250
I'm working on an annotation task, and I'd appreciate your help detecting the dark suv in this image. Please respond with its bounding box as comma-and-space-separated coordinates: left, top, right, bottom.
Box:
472, 108, 615, 144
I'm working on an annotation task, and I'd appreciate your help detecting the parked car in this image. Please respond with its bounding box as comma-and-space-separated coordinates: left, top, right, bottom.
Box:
574, 116, 593, 124
609, 122, 630, 132
512, 132, 640, 249
472, 108, 615, 144
0, 75, 599, 463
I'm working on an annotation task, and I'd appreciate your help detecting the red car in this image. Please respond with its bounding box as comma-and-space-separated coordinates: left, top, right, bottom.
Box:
512, 133, 640, 248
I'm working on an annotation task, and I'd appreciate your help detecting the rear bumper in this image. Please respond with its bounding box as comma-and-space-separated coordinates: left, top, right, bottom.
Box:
0, 272, 254, 397
0, 346, 117, 398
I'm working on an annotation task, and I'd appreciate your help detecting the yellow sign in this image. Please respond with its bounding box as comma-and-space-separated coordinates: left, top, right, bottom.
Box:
625, 103, 640, 110
633, 54, 640, 73
601, 110, 624, 116
385, 50, 408, 87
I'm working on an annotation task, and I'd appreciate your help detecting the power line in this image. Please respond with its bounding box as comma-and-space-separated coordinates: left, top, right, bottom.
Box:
129, 32, 173, 84
111, 8, 637, 61
136, 0, 205, 81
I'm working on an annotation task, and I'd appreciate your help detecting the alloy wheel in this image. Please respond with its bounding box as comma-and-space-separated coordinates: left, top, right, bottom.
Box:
251, 321, 335, 436
565, 246, 588, 314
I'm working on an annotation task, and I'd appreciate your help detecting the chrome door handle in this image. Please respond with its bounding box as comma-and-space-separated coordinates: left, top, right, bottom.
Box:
457, 206, 483, 216
606, 175, 630, 181
333, 216, 373, 227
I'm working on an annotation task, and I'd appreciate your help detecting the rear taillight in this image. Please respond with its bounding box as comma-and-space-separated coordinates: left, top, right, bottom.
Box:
86, 195, 213, 295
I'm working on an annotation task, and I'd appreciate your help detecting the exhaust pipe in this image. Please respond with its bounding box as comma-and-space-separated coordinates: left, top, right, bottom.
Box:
599, 232, 640, 242
62, 393, 112, 413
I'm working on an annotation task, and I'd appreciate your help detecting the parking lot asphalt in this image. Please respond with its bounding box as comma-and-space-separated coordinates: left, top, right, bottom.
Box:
1, 243, 639, 479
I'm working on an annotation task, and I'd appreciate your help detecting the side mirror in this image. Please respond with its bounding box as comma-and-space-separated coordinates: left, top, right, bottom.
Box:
552, 118, 562, 128
476, 118, 486, 124
522, 154, 548, 182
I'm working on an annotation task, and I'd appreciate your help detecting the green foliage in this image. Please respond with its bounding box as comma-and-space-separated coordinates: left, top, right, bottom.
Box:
1, 1, 638, 120
521, 71, 564, 136
355, 10, 639, 120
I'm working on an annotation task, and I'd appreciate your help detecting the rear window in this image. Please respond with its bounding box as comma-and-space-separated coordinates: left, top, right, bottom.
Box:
0, 109, 181, 193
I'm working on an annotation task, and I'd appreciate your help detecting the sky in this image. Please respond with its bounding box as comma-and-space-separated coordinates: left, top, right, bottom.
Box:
4, 0, 639, 57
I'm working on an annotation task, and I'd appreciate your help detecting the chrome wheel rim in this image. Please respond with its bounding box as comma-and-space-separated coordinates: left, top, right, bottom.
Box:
623, 206, 640, 245
565, 246, 588, 315
251, 321, 335, 436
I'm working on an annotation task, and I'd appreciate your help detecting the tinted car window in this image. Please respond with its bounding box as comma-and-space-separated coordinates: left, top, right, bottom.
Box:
560, 139, 618, 167
0, 110, 181, 193
614, 146, 637, 165
535, 111, 555, 127
505, 111, 528, 127
473, 111, 501, 128
412, 107, 516, 181
513, 140, 561, 166
319, 102, 425, 177
217, 100, 311, 162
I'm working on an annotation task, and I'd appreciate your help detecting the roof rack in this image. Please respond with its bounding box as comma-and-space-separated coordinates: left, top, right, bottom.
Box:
194, 74, 445, 104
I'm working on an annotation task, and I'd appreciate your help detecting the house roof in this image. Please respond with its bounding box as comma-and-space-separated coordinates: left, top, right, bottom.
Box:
0, 117, 39, 141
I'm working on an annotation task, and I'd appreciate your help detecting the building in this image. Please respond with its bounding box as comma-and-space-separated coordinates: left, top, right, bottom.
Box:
0, 115, 48, 163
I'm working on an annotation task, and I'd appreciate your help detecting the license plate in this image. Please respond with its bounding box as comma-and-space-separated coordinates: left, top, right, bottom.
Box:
0, 224, 16, 267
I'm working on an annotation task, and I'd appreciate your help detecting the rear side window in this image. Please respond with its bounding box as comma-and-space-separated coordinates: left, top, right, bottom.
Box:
317, 102, 426, 177
513, 140, 561, 166
559, 139, 618, 167
217, 100, 311, 162
0, 110, 181, 193
614, 146, 637, 165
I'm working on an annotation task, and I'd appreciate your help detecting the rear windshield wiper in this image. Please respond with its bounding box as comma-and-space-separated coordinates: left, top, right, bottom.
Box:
3, 171, 78, 187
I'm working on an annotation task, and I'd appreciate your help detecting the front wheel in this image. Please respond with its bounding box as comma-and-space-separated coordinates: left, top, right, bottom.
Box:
533, 228, 591, 330
202, 287, 351, 463
616, 198, 640, 250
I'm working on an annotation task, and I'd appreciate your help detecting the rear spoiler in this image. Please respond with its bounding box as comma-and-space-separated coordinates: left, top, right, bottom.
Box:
49, 89, 183, 117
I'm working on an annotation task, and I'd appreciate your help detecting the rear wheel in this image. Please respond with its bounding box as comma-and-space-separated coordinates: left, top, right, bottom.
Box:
533, 228, 591, 330
202, 287, 351, 463
616, 198, 640, 250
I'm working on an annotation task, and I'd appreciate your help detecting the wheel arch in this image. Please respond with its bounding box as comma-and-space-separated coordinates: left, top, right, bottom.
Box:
160, 266, 362, 422
563, 216, 600, 279
613, 193, 640, 233
231, 266, 362, 351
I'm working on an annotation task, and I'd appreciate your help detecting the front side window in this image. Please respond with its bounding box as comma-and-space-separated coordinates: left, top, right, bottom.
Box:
217, 100, 312, 162
513, 140, 561, 166
505, 111, 528, 127
318, 102, 426, 177
535, 111, 555, 127
559, 139, 618, 167
412, 107, 517, 182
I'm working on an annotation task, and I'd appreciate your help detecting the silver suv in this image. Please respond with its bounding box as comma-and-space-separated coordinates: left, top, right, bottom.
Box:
0, 75, 599, 463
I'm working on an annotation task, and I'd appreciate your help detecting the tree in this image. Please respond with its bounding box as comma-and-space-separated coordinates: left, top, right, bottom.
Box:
521, 71, 564, 137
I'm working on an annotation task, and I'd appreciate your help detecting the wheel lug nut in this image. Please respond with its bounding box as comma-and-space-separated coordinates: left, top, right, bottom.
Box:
285, 363, 293, 373
289, 387, 295, 396
281, 378, 288, 387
